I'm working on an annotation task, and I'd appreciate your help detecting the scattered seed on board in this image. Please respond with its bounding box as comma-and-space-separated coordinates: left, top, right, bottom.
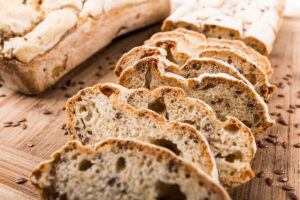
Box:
293, 143, 300, 148
282, 185, 295, 191
61, 123, 66, 130
278, 176, 288, 182
43, 110, 52, 115
265, 178, 273, 186
277, 119, 288, 126
268, 134, 277, 138
22, 124, 27, 130
265, 138, 276, 144
288, 192, 298, 200
27, 142, 34, 147
18, 118, 27, 123
256, 171, 264, 178
282, 142, 288, 148
274, 169, 286, 175
16, 178, 28, 184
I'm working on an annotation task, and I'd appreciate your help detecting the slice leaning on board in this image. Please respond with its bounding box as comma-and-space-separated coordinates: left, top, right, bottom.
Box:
30, 139, 231, 200
66, 83, 256, 188
66, 83, 219, 180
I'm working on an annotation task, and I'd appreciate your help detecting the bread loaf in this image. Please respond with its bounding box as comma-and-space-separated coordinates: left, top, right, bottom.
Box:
115, 29, 275, 99
117, 56, 275, 135
30, 139, 231, 200
66, 83, 218, 180
162, 0, 285, 55
67, 83, 256, 188
0, 0, 170, 94
124, 85, 256, 188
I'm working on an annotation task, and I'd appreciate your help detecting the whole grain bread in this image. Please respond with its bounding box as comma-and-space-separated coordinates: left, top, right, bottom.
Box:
162, 0, 285, 55
66, 83, 218, 180
0, 0, 170, 94
117, 56, 275, 135
123, 85, 256, 188
149, 28, 273, 75
30, 139, 231, 200
115, 30, 275, 99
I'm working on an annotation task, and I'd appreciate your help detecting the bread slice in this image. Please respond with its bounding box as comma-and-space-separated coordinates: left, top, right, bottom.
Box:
147, 28, 273, 75
115, 40, 274, 99
124, 85, 256, 188
0, 0, 170, 94
198, 49, 276, 99
161, 0, 284, 55
66, 84, 218, 180
117, 57, 275, 135
30, 139, 231, 200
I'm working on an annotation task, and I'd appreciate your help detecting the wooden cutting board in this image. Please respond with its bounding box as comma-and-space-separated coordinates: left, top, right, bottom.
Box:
0, 17, 299, 200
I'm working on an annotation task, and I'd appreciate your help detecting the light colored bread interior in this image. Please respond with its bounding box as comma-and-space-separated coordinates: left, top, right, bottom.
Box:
117, 57, 275, 135
66, 84, 218, 180
30, 139, 231, 200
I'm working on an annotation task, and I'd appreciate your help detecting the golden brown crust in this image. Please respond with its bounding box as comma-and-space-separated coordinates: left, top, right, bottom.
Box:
0, 0, 170, 94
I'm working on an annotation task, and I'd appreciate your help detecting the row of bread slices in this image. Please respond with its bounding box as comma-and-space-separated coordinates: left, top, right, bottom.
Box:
30, 28, 276, 199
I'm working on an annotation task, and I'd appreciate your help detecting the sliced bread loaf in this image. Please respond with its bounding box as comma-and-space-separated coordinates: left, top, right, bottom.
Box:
198, 49, 276, 99
161, 0, 284, 55
117, 57, 275, 135
124, 85, 256, 188
116, 30, 275, 99
66, 84, 218, 180
147, 28, 273, 75
30, 139, 231, 200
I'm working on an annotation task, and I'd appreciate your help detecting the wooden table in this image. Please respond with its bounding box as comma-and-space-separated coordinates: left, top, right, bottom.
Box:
0, 17, 299, 200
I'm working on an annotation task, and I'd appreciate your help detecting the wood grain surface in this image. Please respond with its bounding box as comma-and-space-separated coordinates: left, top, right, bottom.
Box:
0, 17, 299, 199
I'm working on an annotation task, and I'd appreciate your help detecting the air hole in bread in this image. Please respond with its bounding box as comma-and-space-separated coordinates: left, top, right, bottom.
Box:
87, 131, 92, 135
148, 98, 166, 114
78, 159, 93, 171
144, 67, 152, 89
166, 47, 177, 64
141, 53, 154, 59
224, 124, 240, 133
244, 74, 257, 85
242, 120, 252, 128
202, 83, 216, 90
152, 139, 181, 156
155, 181, 186, 200
225, 151, 243, 163
254, 114, 260, 124
116, 157, 126, 172
85, 108, 92, 121
79, 106, 86, 113
100, 87, 114, 97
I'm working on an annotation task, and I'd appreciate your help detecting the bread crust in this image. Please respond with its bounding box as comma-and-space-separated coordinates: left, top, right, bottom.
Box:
30, 139, 231, 200
0, 0, 170, 94
161, 0, 285, 55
